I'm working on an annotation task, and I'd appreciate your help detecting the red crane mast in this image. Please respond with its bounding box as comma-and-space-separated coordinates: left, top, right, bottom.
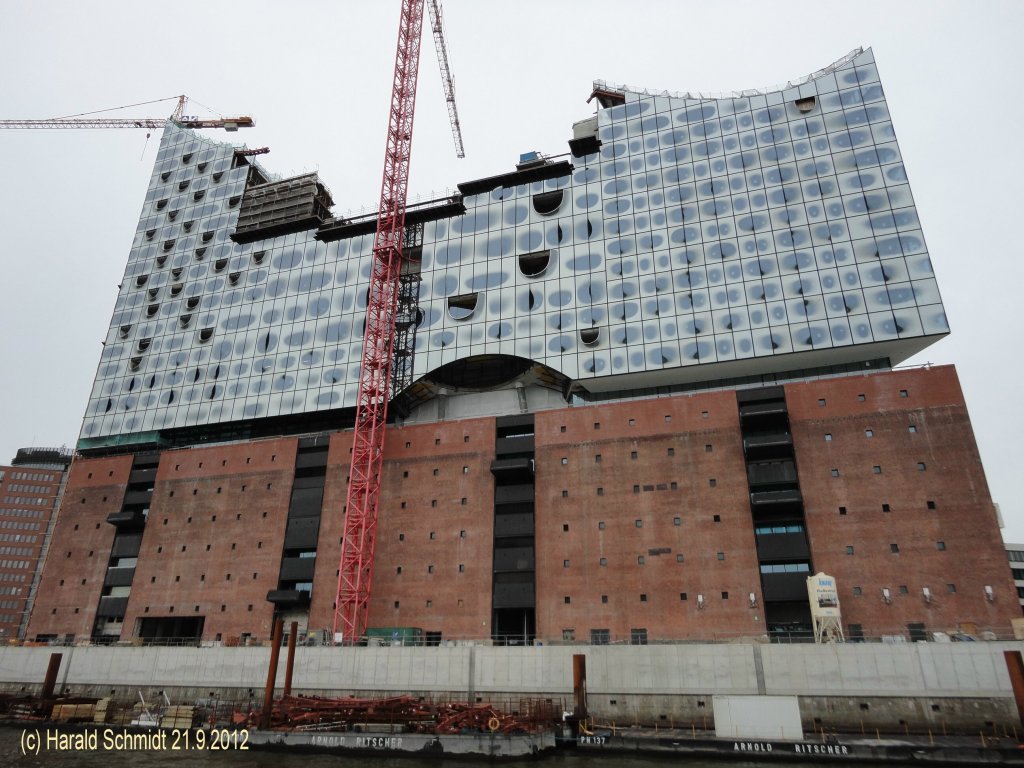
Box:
333, 0, 433, 643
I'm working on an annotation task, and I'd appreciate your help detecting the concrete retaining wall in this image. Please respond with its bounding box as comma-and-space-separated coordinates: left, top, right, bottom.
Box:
1, 642, 1020, 731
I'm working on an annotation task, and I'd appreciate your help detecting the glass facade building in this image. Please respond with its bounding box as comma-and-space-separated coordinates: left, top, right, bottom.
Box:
31, 48, 1016, 651
81, 47, 945, 448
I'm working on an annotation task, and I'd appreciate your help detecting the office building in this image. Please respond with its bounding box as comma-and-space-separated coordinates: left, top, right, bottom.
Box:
0, 448, 72, 640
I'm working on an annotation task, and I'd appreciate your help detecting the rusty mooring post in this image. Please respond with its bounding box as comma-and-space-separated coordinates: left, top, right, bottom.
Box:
41, 652, 62, 700
573, 654, 588, 722
1004, 651, 1024, 728
260, 618, 284, 729
283, 621, 298, 696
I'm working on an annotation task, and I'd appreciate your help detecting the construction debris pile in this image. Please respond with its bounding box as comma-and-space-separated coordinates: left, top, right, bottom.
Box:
251, 694, 559, 734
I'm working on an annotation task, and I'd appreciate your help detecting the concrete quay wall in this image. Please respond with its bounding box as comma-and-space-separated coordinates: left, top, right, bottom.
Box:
0, 642, 1019, 732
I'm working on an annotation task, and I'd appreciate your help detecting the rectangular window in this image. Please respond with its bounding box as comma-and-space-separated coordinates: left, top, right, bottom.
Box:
599, 557, 607, 566
872, 466, 882, 474
936, 541, 946, 551
563, 559, 570, 567
846, 546, 854, 555
597, 487, 604, 496
917, 462, 927, 471
591, 629, 610, 645
839, 506, 847, 515
909, 425, 918, 433
562, 629, 575, 641
899, 389, 908, 398
667, 447, 675, 456
595, 454, 602, 463
630, 628, 648, 645
634, 519, 642, 528
831, 469, 840, 477
825, 433, 832, 441
637, 556, 645, 565
630, 451, 638, 460
890, 543, 900, 553
865, 429, 873, 438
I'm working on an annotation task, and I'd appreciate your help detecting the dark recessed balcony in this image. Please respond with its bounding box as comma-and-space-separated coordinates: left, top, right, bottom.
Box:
490, 456, 534, 481
266, 590, 310, 606
750, 489, 803, 506
743, 431, 793, 451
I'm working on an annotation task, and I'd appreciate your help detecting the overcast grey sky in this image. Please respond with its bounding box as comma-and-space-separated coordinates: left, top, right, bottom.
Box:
1, 1, 1021, 538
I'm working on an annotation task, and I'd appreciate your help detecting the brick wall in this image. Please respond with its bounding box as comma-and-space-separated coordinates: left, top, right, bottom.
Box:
26, 455, 131, 640
788, 365, 1014, 637
122, 438, 298, 642
533, 391, 764, 642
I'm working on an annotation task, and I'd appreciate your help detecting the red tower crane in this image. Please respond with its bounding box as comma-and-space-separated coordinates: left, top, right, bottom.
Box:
0, 95, 253, 131
333, 0, 464, 643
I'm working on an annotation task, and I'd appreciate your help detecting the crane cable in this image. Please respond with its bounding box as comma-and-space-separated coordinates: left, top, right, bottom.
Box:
48, 95, 186, 121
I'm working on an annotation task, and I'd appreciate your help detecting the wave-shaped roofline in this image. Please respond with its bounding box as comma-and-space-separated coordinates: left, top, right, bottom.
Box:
594, 47, 865, 102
